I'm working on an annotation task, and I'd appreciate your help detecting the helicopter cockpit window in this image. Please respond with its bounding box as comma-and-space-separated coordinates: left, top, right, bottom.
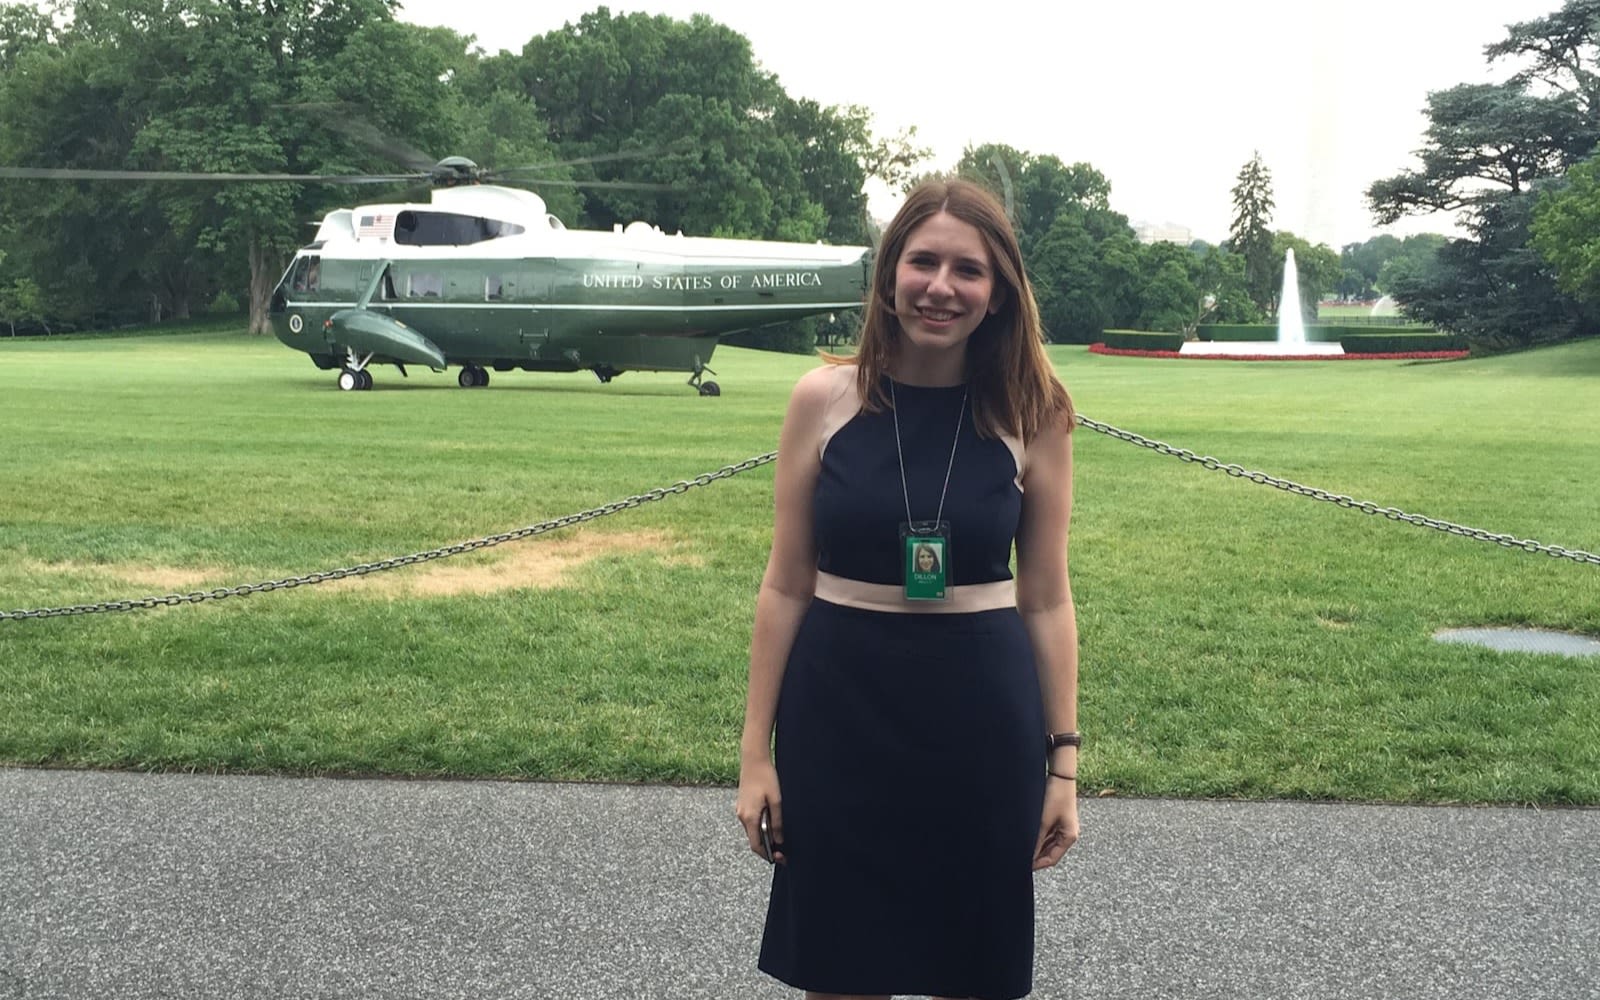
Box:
288, 256, 320, 293
393, 210, 526, 247
407, 272, 443, 299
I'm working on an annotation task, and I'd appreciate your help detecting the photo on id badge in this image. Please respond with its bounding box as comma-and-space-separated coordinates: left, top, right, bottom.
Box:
902, 525, 949, 601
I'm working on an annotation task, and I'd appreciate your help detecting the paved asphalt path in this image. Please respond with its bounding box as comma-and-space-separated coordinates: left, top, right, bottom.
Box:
2, 768, 1595, 1000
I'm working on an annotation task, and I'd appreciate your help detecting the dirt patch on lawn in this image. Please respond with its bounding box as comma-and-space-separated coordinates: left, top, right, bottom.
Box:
18, 558, 232, 593
18, 529, 700, 599
342, 528, 700, 597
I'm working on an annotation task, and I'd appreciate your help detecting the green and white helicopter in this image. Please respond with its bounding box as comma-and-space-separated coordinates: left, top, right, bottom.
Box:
4, 155, 873, 395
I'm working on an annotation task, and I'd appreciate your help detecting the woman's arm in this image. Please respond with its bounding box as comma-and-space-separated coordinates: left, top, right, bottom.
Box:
735, 365, 833, 862
1014, 417, 1080, 870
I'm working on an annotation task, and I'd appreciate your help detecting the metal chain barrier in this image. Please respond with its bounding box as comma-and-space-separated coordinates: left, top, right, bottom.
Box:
6, 412, 1595, 622
1076, 415, 1600, 566
0, 453, 778, 622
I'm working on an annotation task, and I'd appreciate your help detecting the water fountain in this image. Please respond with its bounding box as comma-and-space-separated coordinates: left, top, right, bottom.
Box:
1180, 247, 1344, 356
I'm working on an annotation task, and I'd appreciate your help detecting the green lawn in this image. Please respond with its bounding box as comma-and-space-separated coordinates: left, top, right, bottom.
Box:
2, 325, 1597, 804
1316, 301, 1406, 321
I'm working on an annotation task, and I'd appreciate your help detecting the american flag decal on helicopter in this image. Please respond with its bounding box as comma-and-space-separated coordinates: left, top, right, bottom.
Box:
355, 213, 394, 240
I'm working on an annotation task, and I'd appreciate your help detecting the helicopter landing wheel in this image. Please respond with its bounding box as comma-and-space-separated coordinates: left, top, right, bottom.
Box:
357, 370, 373, 391
458, 365, 489, 388
686, 361, 718, 394
337, 369, 360, 391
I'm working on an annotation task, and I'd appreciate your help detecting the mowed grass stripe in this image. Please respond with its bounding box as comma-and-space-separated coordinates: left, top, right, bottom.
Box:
1, 328, 1597, 803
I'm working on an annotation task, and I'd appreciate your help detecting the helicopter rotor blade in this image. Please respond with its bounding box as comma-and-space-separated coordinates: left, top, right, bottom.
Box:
494, 177, 681, 191
277, 102, 440, 173
490, 144, 690, 175
0, 166, 425, 184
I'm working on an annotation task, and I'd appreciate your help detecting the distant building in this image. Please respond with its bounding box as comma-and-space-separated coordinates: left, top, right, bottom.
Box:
1134, 221, 1194, 245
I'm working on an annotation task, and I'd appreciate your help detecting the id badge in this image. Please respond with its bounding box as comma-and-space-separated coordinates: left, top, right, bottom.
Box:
900, 520, 951, 601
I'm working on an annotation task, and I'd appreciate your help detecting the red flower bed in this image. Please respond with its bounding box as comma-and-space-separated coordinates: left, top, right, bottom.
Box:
1087, 343, 1469, 362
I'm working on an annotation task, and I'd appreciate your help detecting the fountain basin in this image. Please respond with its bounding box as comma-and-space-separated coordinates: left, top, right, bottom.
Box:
1179, 341, 1345, 357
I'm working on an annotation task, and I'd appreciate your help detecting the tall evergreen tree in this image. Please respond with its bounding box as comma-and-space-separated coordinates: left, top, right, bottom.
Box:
1229, 151, 1276, 314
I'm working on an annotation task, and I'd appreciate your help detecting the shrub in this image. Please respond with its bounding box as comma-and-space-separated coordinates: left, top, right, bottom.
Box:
1099, 329, 1185, 351
1196, 324, 1277, 341
1336, 330, 1466, 353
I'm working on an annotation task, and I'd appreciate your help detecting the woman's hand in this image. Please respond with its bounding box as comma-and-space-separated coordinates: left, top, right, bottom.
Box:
1032, 777, 1080, 871
735, 758, 786, 864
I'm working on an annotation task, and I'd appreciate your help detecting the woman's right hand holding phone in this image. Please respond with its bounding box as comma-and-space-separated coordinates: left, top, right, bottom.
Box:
736, 758, 785, 864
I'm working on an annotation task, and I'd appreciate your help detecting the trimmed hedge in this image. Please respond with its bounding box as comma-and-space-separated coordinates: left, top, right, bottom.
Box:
1196, 324, 1278, 341
1195, 323, 1459, 352
1336, 330, 1465, 353
1196, 324, 1349, 343
1099, 329, 1185, 351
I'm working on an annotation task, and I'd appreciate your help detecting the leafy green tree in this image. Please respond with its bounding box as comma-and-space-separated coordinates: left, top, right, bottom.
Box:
1136, 250, 1197, 335
1095, 233, 1145, 329
1338, 234, 1402, 300
511, 7, 890, 251
1029, 213, 1107, 343
953, 144, 1121, 253
1187, 242, 1258, 329
0, 2, 55, 72
1228, 151, 1276, 313
1486, 0, 1600, 116
0, 36, 151, 328
1367, 82, 1594, 221
1531, 154, 1600, 302
1389, 192, 1593, 349
0, 0, 459, 333
1375, 234, 1448, 295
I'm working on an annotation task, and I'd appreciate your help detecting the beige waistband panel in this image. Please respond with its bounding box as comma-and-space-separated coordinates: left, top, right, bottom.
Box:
814, 571, 1017, 614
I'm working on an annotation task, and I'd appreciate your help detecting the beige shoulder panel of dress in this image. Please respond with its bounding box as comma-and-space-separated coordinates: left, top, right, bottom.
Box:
1000, 431, 1025, 493
816, 363, 863, 461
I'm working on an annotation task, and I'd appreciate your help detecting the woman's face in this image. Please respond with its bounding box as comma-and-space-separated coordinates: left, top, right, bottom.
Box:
916, 548, 936, 572
892, 211, 1001, 355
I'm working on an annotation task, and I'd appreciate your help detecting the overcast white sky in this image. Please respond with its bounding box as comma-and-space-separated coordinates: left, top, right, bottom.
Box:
397, 0, 1563, 248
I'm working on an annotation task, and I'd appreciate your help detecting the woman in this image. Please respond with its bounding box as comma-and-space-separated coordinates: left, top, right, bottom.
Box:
736, 177, 1080, 1000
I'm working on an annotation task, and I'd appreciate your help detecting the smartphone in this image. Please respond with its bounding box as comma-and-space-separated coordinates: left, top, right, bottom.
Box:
759, 806, 774, 864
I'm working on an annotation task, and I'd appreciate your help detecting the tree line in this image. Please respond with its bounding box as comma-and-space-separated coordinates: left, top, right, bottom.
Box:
4, 0, 1598, 353
0, 1, 923, 344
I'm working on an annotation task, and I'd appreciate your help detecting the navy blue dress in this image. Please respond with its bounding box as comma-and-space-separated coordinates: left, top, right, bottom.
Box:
759, 377, 1047, 1000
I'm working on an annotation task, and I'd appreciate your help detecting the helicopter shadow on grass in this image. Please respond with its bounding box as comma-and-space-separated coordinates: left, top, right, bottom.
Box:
286, 373, 706, 397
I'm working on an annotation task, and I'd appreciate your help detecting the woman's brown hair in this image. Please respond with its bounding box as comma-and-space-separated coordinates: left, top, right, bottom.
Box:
834, 177, 1073, 441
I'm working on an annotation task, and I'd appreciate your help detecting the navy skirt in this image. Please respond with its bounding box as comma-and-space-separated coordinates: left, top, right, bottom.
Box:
758, 598, 1047, 999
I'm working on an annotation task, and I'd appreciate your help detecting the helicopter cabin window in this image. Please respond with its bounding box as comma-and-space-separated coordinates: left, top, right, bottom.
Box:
486, 275, 510, 301
393, 210, 526, 247
407, 272, 444, 299
288, 255, 321, 293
